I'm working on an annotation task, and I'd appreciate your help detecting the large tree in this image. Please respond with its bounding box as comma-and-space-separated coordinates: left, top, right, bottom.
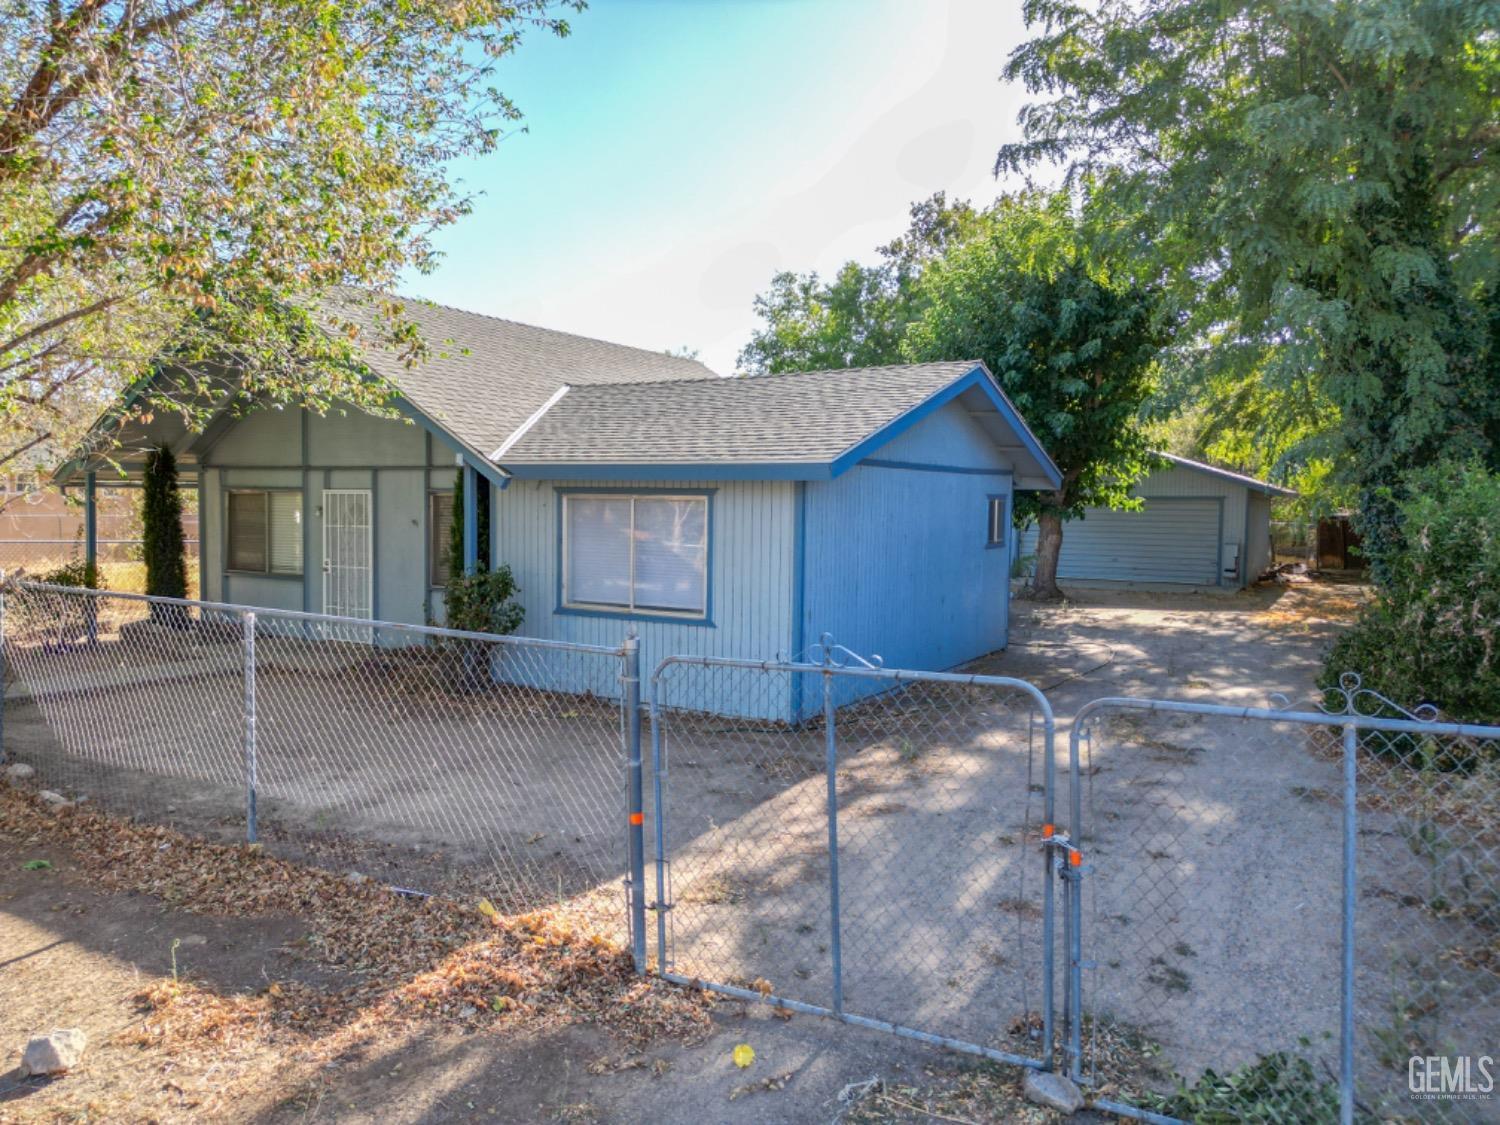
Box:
902, 194, 1165, 598
738, 193, 979, 373
0, 0, 580, 480
998, 0, 1500, 566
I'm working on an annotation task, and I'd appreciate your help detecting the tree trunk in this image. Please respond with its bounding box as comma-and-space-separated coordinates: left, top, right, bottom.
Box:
1032, 509, 1066, 601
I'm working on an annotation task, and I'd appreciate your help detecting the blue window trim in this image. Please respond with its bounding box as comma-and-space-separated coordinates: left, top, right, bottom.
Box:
986, 493, 1009, 549
553, 486, 717, 627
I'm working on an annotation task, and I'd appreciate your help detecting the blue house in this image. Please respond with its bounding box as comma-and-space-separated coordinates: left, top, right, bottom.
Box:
58, 295, 1061, 719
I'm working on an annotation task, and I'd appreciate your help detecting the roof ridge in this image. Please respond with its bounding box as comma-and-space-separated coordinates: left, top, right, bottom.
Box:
330, 285, 716, 375
565, 358, 982, 393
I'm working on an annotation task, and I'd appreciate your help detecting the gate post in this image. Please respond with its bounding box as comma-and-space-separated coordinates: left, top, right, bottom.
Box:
822, 662, 844, 1017
623, 634, 648, 974
243, 610, 258, 843
1339, 722, 1357, 1125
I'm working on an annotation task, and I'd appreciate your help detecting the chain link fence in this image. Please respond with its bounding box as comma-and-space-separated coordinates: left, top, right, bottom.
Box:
0, 538, 201, 594
5, 577, 1495, 1119
648, 647, 1061, 1070
1069, 682, 1500, 1123
1, 580, 634, 936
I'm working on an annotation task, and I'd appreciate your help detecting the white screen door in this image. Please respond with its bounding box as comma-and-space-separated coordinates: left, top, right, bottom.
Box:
322, 489, 373, 619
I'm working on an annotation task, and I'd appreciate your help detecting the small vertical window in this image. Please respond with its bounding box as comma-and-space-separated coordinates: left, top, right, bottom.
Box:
428, 492, 453, 586
987, 495, 1008, 547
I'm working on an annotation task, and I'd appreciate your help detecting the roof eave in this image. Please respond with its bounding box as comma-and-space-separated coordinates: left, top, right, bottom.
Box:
826, 363, 1064, 489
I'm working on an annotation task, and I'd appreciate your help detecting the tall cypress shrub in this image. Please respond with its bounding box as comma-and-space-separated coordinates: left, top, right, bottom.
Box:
447, 467, 489, 577
142, 445, 188, 610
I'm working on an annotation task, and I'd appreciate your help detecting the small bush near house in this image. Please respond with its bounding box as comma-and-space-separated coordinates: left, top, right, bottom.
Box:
444, 564, 525, 637
1323, 462, 1500, 727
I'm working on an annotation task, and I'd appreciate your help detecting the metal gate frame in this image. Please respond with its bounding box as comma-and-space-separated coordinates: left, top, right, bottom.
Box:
1064, 683, 1500, 1125
647, 641, 1065, 1073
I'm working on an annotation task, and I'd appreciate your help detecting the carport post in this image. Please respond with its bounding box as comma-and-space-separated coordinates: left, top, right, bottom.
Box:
243, 611, 258, 843
623, 634, 648, 973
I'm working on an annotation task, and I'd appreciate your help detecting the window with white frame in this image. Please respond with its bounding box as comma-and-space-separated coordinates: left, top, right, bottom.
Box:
227, 490, 303, 574
562, 493, 708, 616
987, 495, 1008, 547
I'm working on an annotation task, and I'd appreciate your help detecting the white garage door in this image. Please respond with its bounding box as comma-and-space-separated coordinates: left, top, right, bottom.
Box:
1026, 499, 1222, 585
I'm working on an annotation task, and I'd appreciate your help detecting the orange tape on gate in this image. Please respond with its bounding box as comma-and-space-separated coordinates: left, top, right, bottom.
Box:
629, 812, 644, 826
1042, 823, 1055, 839
1069, 849, 1082, 867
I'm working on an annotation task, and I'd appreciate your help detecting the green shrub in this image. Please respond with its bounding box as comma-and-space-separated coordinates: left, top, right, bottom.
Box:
1149, 1050, 1341, 1123
1323, 461, 1500, 725
38, 558, 101, 589
443, 563, 524, 636
142, 445, 188, 600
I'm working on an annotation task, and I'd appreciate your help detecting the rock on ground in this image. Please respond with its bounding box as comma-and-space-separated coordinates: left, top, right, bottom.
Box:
3, 762, 34, 783
19, 1028, 87, 1076
37, 790, 72, 811
1023, 1068, 1082, 1114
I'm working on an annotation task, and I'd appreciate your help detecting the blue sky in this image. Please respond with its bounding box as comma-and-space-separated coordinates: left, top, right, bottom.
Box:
410, 0, 1035, 374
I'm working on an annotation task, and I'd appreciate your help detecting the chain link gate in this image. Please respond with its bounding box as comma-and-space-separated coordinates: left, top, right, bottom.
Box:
647, 639, 1065, 1071
1065, 681, 1500, 1124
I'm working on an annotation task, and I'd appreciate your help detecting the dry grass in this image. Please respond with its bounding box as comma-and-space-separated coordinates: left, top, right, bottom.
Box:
0, 785, 714, 1120
1256, 580, 1370, 632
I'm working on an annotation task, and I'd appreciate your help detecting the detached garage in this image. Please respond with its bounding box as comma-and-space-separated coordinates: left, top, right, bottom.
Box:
1017, 453, 1296, 591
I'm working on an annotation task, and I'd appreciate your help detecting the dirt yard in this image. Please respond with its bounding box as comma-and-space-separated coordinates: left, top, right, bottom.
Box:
6, 576, 1443, 1124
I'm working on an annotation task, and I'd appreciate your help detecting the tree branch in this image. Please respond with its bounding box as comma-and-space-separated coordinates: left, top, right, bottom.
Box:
0, 292, 127, 360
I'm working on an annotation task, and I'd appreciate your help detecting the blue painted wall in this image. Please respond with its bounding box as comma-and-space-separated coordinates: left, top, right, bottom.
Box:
800, 402, 1014, 717
488, 476, 798, 716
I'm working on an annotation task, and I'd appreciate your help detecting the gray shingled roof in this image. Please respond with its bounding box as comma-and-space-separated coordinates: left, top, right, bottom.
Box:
497, 361, 982, 466
1155, 452, 1299, 497
319, 290, 717, 458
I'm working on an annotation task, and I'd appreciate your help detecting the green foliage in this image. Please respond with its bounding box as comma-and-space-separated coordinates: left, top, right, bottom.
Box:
142, 446, 187, 600
1323, 461, 1500, 724
448, 468, 491, 579
740, 190, 1164, 597
999, 0, 1500, 569
443, 564, 525, 637
1149, 1050, 1341, 1123
0, 0, 582, 472
38, 557, 99, 589
738, 193, 980, 373
903, 192, 1165, 523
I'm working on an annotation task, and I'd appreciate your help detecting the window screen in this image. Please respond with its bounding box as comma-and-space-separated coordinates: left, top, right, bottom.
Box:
228, 492, 268, 572
429, 492, 454, 586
